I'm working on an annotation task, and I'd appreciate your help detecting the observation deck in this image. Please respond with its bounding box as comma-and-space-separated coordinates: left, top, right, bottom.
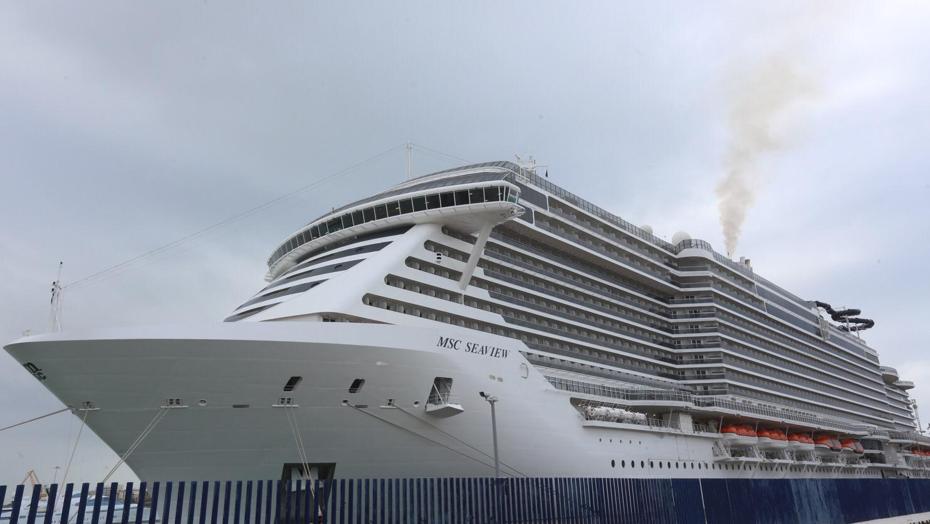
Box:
265, 163, 525, 280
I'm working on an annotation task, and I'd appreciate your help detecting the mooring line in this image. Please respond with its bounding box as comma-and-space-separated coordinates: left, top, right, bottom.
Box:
0, 406, 71, 433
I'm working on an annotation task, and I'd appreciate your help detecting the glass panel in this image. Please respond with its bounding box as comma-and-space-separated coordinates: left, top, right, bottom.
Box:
440, 192, 455, 207
363, 207, 376, 222
426, 194, 441, 209
399, 199, 413, 214
327, 217, 342, 232
454, 190, 469, 205
412, 196, 427, 211
341, 213, 353, 228
375, 204, 388, 219
469, 188, 485, 203
386, 201, 401, 217
352, 210, 364, 225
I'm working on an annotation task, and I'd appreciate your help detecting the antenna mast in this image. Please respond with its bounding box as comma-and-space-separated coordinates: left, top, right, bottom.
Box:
405, 142, 413, 179
49, 261, 63, 332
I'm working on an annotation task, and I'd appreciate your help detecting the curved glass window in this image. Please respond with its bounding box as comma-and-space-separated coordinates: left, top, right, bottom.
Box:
267, 184, 520, 268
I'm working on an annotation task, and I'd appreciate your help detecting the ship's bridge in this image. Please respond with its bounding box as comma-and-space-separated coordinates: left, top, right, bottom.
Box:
265, 162, 527, 281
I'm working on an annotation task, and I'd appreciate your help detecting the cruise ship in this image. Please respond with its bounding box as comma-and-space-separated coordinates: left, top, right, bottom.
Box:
5, 161, 926, 483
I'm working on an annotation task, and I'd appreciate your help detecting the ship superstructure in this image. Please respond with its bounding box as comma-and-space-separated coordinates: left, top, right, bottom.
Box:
5, 161, 925, 481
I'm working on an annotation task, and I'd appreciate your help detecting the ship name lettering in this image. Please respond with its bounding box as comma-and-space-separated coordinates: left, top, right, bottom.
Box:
436, 337, 508, 359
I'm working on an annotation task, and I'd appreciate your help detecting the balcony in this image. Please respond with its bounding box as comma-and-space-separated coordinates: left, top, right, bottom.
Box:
881, 366, 899, 385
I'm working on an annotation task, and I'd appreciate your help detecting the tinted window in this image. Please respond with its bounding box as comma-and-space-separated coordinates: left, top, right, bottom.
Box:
454, 190, 469, 205
426, 194, 441, 209
469, 188, 485, 203
386, 201, 401, 216
352, 210, 364, 225
223, 303, 277, 322
238, 280, 325, 310
485, 186, 501, 201
400, 199, 413, 214
375, 204, 388, 219
440, 192, 455, 207
363, 208, 376, 222
413, 196, 427, 211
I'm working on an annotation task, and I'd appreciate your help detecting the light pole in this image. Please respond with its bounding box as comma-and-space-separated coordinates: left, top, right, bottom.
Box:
479, 391, 500, 478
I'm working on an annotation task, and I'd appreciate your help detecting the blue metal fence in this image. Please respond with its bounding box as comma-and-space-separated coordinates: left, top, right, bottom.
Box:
2, 478, 930, 524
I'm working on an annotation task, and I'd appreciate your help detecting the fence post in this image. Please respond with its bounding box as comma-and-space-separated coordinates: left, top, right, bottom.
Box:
25, 484, 42, 524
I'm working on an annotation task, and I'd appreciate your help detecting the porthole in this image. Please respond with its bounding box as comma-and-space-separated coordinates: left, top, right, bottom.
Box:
691, 463, 694, 469
659, 462, 663, 469
611, 460, 616, 468
631, 461, 636, 469
649, 461, 654, 468
675, 463, 679, 469
667, 462, 671, 469
622, 460, 626, 468
640, 461, 645, 468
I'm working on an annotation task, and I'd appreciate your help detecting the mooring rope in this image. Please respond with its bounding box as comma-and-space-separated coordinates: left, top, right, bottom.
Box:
0, 406, 71, 433
102, 408, 168, 483
395, 406, 527, 477
284, 407, 312, 478
59, 408, 89, 489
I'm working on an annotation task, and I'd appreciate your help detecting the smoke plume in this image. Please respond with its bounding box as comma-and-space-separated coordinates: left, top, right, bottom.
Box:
717, 55, 812, 256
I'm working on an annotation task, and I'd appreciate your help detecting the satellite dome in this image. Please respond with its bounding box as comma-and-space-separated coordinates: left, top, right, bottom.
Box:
672, 231, 692, 245
641, 224, 653, 235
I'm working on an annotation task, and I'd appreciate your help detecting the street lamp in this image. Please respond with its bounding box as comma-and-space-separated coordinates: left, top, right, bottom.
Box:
479, 391, 500, 478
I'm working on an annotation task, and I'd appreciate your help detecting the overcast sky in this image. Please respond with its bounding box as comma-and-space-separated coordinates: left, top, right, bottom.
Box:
2, 1, 929, 486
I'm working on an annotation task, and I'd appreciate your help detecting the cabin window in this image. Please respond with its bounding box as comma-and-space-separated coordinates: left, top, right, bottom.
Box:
283, 376, 303, 392
348, 378, 365, 393
428, 377, 453, 404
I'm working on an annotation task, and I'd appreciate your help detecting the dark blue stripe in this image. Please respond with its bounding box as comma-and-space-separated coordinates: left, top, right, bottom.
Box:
149, 482, 160, 524
243, 482, 252, 524
233, 481, 242, 524
42, 484, 58, 524
162, 482, 173, 524
173, 482, 185, 524
198, 481, 208, 524
135, 482, 148, 524
25, 484, 41, 524
105, 482, 118, 524
9, 485, 25, 524
186, 481, 198, 524
91, 482, 104, 524
120, 482, 132, 524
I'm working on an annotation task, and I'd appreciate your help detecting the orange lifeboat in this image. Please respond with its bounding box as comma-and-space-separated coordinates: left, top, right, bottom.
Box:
722, 425, 739, 435
814, 435, 832, 447
840, 439, 857, 451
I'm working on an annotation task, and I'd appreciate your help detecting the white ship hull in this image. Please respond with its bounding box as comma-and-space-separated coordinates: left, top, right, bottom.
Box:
4, 323, 877, 481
